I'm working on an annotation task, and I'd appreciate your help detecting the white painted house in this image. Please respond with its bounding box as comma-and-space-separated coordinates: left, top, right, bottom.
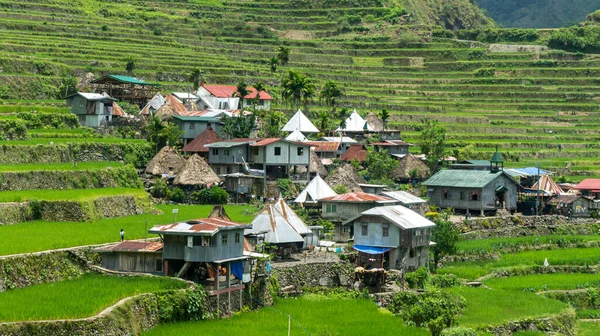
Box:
196, 84, 273, 111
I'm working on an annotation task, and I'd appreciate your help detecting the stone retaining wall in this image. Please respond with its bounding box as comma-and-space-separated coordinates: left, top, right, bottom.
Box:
272, 261, 355, 289
480, 309, 576, 336
543, 288, 600, 310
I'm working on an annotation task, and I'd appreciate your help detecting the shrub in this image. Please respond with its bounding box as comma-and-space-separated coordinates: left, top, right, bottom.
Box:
333, 184, 349, 194
388, 290, 465, 331
430, 274, 460, 288
152, 178, 169, 198
170, 187, 185, 203
405, 266, 430, 289
192, 186, 228, 204
101, 25, 108, 31
440, 327, 478, 336
29, 198, 43, 220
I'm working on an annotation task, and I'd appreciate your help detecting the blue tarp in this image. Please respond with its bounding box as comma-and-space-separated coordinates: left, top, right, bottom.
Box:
353, 245, 392, 255
506, 167, 552, 177
231, 261, 243, 280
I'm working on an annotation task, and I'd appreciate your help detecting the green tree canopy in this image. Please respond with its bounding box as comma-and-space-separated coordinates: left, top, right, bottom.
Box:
146, 117, 183, 152
281, 70, 315, 112
419, 118, 446, 172
430, 217, 460, 272
277, 45, 290, 66
379, 108, 390, 131
363, 149, 399, 181
319, 80, 343, 109
219, 114, 256, 139
188, 68, 204, 91
125, 56, 135, 77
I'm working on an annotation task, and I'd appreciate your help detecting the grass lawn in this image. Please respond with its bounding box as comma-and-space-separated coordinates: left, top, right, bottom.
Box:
447, 287, 569, 328
458, 235, 600, 253
0, 204, 257, 256
577, 309, 600, 319
0, 273, 187, 322
484, 273, 600, 291
0, 187, 146, 202
144, 295, 429, 336
0, 161, 123, 172
577, 321, 600, 336
439, 247, 600, 279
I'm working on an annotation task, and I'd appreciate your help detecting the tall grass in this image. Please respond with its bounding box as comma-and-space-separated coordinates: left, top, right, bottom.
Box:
0, 204, 256, 256
0, 187, 145, 202
577, 321, 600, 336
144, 295, 429, 336
0, 274, 186, 322
484, 273, 600, 291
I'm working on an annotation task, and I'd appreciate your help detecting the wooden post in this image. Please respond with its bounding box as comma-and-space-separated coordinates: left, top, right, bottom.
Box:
226, 262, 232, 313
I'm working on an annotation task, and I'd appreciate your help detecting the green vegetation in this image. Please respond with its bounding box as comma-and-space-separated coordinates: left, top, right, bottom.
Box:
0, 274, 187, 322
577, 321, 600, 336
457, 235, 600, 253
0, 187, 145, 202
447, 287, 569, 327
0, 161, 123, 172
144, 295, 429, 336
0, 204, 256, 255
485, 273, 600, 291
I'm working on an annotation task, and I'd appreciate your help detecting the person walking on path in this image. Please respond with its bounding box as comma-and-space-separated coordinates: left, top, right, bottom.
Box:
120, 229, 125, 241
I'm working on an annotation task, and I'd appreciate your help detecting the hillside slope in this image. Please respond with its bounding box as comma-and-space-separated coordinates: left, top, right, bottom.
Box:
476, 0, 600, 28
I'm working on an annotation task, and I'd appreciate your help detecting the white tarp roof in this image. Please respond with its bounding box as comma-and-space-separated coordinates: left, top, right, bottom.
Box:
321, 136, 357, 143
336, 109, 374, 132
273, 198, 312, 235
285, 130, 308, 142
245, 205, 304, 244
282, 109, 319, 133
382, 191, 426, 205
294, 175, 337, 204
343, 205, 435, 229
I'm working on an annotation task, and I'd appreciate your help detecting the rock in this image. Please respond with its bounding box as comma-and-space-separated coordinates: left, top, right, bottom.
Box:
353, 281, 366, 291
466, 281, 483, 287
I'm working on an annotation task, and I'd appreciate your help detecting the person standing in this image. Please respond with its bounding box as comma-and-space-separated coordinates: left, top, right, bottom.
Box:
120, 229, 125, 241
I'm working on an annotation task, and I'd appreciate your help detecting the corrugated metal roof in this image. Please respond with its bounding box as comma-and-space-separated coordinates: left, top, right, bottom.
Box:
423, 169, 514, 188
92, 74, 156, 86
345, 205, 435, 230
164, 94, 189, 115
172, 92, 198, 100
320, 136, 357, 143
575, 178, 600, 190
371, 140, 412, 147
205, 138, 258, 148
149, 218, 249, 236
285, 130, 307, 142
95, 241, 163, 253
182, 126, 222, 153
201, 84, 273, 100
548, 194, 589, 205
250, 138, 282, 147
340, 144, 367, 162
67, 92, 116, 101
305, 141, 340, 152
321, 192, 394, 203
382, 191, 426, 205
273, 198, 312, 235
172, 116, 221, 122
295, 175, 337, 204
530, 175, 564, 196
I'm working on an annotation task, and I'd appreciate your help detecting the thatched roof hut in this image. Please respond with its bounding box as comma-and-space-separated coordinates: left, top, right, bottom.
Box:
310, 149, 328, 177
325, 163, 365, 192
392, 154, 430, 180
145, 146, 186, 176
173, 154, 220, 186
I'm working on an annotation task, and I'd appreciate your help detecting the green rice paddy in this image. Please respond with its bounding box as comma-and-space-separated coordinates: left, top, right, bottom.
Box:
0, 187, 146, 202
0, 274, 187, 322
484, 273, 600, 291
458, 235, 600, 253
0, 161, 123, 172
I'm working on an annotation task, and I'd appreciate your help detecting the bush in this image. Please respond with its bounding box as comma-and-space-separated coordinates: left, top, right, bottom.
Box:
440, 327, 478, 336
152, 178, 169, 198
192, 186, 228, 204
333, 184, 349, 194
430, 274, 460, 288
388, 290, 465, 330
101, 25, 108, 31
405, 266, 429, 289
29, 198, 43, 220
170, 187, 185, 203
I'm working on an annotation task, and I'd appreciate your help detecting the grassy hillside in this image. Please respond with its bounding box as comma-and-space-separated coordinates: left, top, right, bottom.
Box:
476, 0, 600, 28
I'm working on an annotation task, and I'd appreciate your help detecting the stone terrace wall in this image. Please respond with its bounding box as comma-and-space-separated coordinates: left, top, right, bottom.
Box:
272, 262, 355, 289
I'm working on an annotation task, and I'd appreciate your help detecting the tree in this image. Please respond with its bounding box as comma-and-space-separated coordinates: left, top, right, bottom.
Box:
317, 111, 331, 135
281, 70, 315, 112
319, 80, 343, 110
269, 57, 278, 73
258, 110, 287, 138
419, 118, 446, 172
333, 184, 349, 194
219, 114, 256, 139
125, 56, 135, 77
58, 76, 78, 99
363, 149, 398, 181
188, 68, 204, 91
430, 217, 460, 272
379, 108, 390, 131
252, 82, 266, 106
277, 45, 290, 66
336, 107, 350, 130
235, 80, 249, 109
146, 116, 183, 152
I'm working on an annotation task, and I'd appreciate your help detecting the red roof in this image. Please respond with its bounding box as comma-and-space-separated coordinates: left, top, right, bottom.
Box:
201, 84, 273, 100
96, 241, 163, 253
251, 138, 282, 147
165, 94, 189, 114
305, 141, 340, 152
321, 192, 394, 202
150, 217, 247, 235
371, 140, 412, 147
340, 144, 368, 162
575, 179, 600, 191
182, 126, 223, 153
112, 102, 126, 117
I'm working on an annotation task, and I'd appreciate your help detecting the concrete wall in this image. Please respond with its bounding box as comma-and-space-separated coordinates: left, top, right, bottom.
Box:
163, 230, 244, 262
209, 145, 248, 164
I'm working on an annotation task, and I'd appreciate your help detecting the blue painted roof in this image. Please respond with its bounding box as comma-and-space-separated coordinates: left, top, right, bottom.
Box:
352, 245, 391, 255
507, 167, 552, 177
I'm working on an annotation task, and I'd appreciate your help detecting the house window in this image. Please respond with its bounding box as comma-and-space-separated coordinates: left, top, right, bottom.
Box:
409, 249, 415, 258
441, 190, 449, 199
156, 259, 163, 272
382, 224, 389, 237
471, 192, 479, 201
235, 232, 240, 243
274, 146, 281, 156
326, 204, 337, 213
216, 167, 221, 174
258, 99, 264, 106
415, 229, 421, 236
459, 191, 465, 201
224, 149, 230, 156
226, 166, 232, 173
212, 148, 219, 155
361, 224, 368, 236
210, 236, 217, 246
189, 124, 195, 130
222, 233, 228, 245
252, 147, 259, 155
297, 147, 304, 156
343, 226, 348, 233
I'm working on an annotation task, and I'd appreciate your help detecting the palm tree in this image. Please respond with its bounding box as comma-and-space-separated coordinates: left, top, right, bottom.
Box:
281, 70, 314, 112
317, 110, 331, 135
188, 68, 204, 91
253, 82, 266, 107
277, 46, 290, 66
269, 57, 278, 73
337, 108, 350, 131
319, 80, 343, 110
379, 108, 390, 131
125, 56, 135, 77
235, 80, 249, 109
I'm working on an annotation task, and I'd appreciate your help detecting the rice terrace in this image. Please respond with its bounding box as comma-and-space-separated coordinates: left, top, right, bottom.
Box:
0, 0, 600, 335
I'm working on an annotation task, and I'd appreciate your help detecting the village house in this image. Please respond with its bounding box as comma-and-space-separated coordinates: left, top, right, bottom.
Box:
547, 194, 592, 217
171, 116, 223, 146
359, 183, 386, 195
344, 205, 435, 271
182, 126, 223, 159
305, 141, 342, 159
66, 92, 117, 127
294, 175, 337, 206
90, 74, 158, 106
221, 173, 264, 203
205, 138, 255, 175
336, 109, 374, 137
381, 191, 427, 214
371, 140, 412, 158
574, 179, 600, 199
340, 144, 368, 162
320, 192, 397, 242
94, 241, 164, 274
248, 138, 312, 182
449, 160, 492, 171
171, 92, 198, 108
196, 84, 273, 110
320, 136, 357, 152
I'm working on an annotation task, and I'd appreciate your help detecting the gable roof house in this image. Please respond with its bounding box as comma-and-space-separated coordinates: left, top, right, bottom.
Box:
320, 192, 397, 242
320, 136, 357, 152
371, 140, 412, 158
66, 92, 117, 127
305, 141, 342, 159
196, 84, 273, 111
574, 179, 600, 198
340, 144, 368, 162
93, 241, 164, 274
548, 194, 592, 217
171, 115, 224, 146
344, 205, 435, 271
182, 126, 223, 158
90, 74, 159, 105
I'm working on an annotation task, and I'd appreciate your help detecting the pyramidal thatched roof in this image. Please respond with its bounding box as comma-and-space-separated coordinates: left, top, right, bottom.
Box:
173, 154, 221, 186
310, 149, 328, 177
325, 163, 364, 192
145, 146, 186, 175
392, 153, 430, 180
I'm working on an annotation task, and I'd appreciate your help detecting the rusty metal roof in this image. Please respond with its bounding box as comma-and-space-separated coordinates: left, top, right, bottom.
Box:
182, 126, 222, 153
305, 141, 340, 152
95, 241, 163, 253
321, 192, 395, 203
149, 218, 249, 236
340, 144, 368, 162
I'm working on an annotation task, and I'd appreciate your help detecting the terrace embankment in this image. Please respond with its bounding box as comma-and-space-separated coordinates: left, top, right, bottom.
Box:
272, 259, 355, 290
